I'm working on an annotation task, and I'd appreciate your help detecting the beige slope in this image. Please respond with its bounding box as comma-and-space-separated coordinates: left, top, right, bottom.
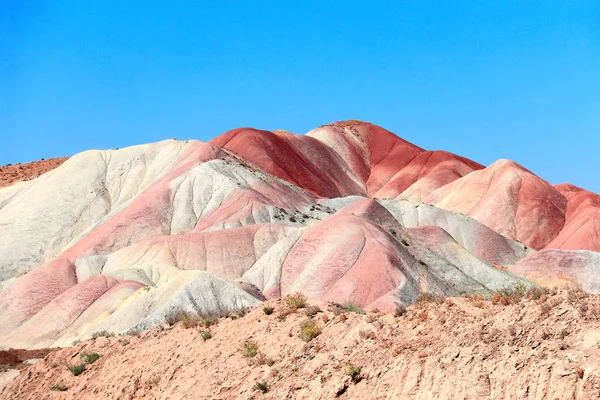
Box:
2, 290, 600, 399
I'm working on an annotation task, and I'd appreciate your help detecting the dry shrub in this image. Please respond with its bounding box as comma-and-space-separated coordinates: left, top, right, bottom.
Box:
526, 286, 549, 300
365, 314, 377, 323
471, 293, 484, 302
200, 330, 212, 341
165, 311, 218, 329
536, 294, 549, 304
343, 302, 366, 315
91, 330, 114, 339
338, 314, 348, 322
417, 350, 430, 358
493, 282, 529, 306
541, 330, 552, 340
358, 329, 376, 340
252, 352, 275, 366
394, 305, 407, 317
414, 293, 444, 307
299, 319, 321, 342
540, 302, 552, 317
329, 303, 346, 316
241, 340, 259, 358
415, 310, 428, 324
277, 306, 296, 321
491, 293, 501, 305
304, 305, 321, 317
284, 293, 307, 310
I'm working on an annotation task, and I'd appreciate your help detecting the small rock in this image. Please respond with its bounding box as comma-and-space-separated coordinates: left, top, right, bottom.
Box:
22, 359, 42, 365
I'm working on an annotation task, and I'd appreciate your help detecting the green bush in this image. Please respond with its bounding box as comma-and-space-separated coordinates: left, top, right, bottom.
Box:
263, 306, 275, 315
69, 364, 86, 376
346, 365, 361, 382
241, 340, 259, 358
91, 330, 114, 339
343, 302, 365, 315
254, 380, 268, 393
80, 352, 100, 364
50, 383, 68, 391
201, 330, 212, 341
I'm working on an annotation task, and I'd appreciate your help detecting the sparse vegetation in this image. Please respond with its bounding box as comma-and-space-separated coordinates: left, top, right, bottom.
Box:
540, 302, 552, 317
124, 329, 141, 337
50, 383, 68, 391
91, 330, 114, 339
304, 305, 321, 317
414, 293, 444, 306
254, 380, 268, 393
241, 340, 259, 358
358, 329, 376, 340
201, 330, 212, 341
299, 319, 321, 342
526, 286, 549, 300
119, 339, 130, 346
284, 293, 307, 310
263, 306, 274, 315
394, 305, 407, 317
166, 311, 200, 328
253, 352, 275, 366
342, 302, 365, 315
415, 310, 428, 323
276, 306, 296, 321
233, 308, 248, 318
80, 352, 100, 364
346, 365, 361, 382
165, 311, 220, 328
69, 364, 86, 376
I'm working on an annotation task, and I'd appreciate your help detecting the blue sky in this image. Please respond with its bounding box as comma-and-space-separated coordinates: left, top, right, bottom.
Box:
2, 1, 599, 191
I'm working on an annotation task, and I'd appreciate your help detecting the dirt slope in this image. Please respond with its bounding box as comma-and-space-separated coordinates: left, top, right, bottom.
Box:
3, 289, 600, 399
0, 157, 68, 188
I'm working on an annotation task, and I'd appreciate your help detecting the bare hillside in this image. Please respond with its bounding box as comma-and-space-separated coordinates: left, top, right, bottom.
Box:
2, 289, 600, 399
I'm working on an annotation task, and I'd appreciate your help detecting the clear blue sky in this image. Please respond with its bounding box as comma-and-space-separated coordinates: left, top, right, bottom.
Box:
2, 1, 599, 191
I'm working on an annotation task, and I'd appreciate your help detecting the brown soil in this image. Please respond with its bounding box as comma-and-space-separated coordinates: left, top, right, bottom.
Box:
0, 349, 53, 371
2, 290, 600, 399
0, 157, 68, 189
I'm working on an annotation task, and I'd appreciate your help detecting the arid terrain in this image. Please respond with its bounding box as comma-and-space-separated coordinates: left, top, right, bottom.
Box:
2, 289, 600, 399
0, 157, 68, 189
2, 121, 600, 398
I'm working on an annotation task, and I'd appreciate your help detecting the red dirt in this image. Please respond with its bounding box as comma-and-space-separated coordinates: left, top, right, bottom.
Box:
0, 349, 53, 371
0, 157, 68, 189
